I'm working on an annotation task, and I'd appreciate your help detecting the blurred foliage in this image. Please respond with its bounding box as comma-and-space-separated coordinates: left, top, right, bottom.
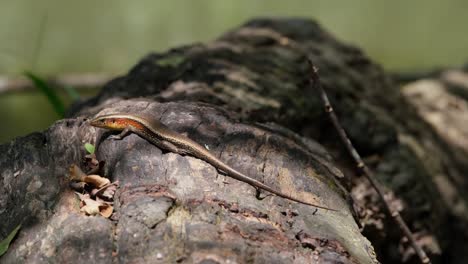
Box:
0, 91, 65, 142
1, 0, 467, 75
24, 71, 66, 117
0, 0, 467, 143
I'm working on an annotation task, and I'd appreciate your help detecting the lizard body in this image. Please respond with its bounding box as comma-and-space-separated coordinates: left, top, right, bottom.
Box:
90, 113, 337, 211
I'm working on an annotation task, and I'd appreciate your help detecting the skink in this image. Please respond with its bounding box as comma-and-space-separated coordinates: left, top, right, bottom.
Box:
90, 113, 337, 211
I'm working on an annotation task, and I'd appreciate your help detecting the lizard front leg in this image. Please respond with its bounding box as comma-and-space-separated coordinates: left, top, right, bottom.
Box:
109, 127, 132, 140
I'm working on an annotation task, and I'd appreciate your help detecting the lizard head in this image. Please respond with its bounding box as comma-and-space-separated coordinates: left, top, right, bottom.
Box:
89, 115, 128, 130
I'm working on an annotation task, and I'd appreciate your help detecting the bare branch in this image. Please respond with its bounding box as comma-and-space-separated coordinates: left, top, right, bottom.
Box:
307, 59, 431, 264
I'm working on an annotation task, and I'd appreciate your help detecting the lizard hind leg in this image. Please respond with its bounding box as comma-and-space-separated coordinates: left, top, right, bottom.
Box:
160, 140, 190, 155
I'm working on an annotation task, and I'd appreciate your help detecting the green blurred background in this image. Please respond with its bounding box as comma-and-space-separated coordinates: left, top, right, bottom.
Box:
1, 0, 467, 143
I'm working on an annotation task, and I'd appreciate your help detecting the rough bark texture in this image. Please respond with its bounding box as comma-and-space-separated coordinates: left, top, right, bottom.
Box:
1, 17, 466, 263
400, 68, 468, 263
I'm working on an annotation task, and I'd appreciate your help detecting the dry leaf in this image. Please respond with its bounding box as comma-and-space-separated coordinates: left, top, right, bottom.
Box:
99, 203, 113, 218
80, 198, 102, 215
101, 183, 118, 200
75, 192, 90, 200
82, 175, 110, 188
93, 182, 119, 200
69, 164, 87, 182
80, 198, 113, 217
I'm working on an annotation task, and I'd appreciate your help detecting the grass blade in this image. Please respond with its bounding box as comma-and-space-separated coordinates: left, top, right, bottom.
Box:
0, 224, 21, 257
63, 85, 81, 101
24, 71, 65, 117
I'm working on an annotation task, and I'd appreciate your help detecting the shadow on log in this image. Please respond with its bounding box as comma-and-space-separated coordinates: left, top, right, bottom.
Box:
1, 17, 466, 263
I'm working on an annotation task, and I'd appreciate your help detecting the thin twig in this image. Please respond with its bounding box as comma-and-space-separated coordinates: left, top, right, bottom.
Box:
307, 59, 430, 264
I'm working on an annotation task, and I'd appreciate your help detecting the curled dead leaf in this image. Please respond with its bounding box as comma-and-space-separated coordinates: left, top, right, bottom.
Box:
99, 203, 113, 218
82, 175, 111, 188
68, 164, 87, 182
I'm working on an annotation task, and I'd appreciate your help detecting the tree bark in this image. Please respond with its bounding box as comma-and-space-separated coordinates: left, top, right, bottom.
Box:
1, 17, 465, 264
